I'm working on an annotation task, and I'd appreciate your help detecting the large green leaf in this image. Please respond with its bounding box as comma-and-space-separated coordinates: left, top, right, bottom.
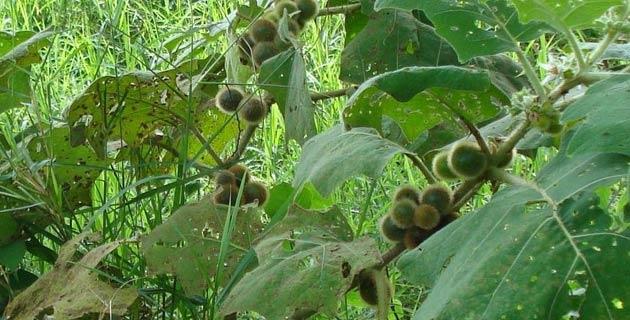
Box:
220, 205, 381, 318
511, 0, 624, 30
293, 125, 408, 196
28, 127, 112, 210
562, 75, 630, 156
259, 49, 316, 145
397, 102, 630, 318
375, 0, 549, 61
5, 233, 137, 320
65, 60, 237, 161
141, 195, 265, 296
343, 66, 507, 142
400, 187, 629, 319
339, 8, 459, 84
0, 31, 53, 114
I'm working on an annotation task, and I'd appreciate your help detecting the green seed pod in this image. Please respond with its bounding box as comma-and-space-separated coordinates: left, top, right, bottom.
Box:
242, 181, 269, 207
432, 151, 458, 181
238, 34, 255, 63
250, 18, 278, 43
389, 199, 417, 228
447, 141, 488, 179
228, 164, 250, 186
394, 185, 421, 205
413, 204, 441, 230
252, 41, 279, 67
420, 184, 453, 214
238, 96, 268, 125
379, 216, 406, 243
296, 0, 319, 21
215, 86, 244, 113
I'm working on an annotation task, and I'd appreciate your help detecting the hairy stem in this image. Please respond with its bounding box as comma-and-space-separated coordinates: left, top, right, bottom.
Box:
561, 26, 588, 71
226, 125, 258, 164
406, 153, 438, 184
317, 3, 362, 16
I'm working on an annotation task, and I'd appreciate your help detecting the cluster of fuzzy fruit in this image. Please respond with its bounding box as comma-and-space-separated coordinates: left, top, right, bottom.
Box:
379, 184, 458, 249
238, 0, 319, 67
214, 86, 268, 125
432, 140, 515, 182
212, 164, 268, 207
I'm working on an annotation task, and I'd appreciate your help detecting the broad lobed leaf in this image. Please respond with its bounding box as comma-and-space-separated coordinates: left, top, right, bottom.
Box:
293, 125, 408, 196
221, 205, 381, 319
375, 0, 549, 61
141, 195, 265, 296
343, 66, 508, 142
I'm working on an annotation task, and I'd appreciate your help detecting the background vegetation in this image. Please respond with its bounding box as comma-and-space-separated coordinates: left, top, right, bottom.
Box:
1, 0, 628, 319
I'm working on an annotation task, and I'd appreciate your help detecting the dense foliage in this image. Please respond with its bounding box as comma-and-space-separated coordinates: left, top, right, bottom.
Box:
1, 0, 629, 319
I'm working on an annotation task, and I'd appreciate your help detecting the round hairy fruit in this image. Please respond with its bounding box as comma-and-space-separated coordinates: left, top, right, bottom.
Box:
296, 0, 319, 21
420, 184, 453, 214
242, 181, 269, 207
252, 41, 279, 67
432, 151, 458, 181
275, 0, 299, 17
413, 204, 441, 230
403, 227, 432, 249
448, 141, 488, 179
394, 185, 421, 205
215, 86, 244, 113
389, 199, 417, 228
228, 164, 250, 186
357, 269, 392, 307
238, 96, 268, 125
250, 18, 278, 43
379, 216, 406, 243
215, 170, 236, 186
213, 184, 239, 206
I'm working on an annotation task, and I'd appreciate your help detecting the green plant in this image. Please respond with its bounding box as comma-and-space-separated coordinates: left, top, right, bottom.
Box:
1, 0, 629, 319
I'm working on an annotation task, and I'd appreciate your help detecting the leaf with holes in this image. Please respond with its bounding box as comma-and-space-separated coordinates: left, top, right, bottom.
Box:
339, 7, 459, 84
5, 233, 138, 320
562, 75, 630, 157
220, 205, 380, 318
375, 0, 549, 61
27, 127, 112, 210
141, 195, 265, 296
511, 0, 624, 30
0, 30, 53, 114
397, 111, 630, 318
65, 60, 237, 161
343, 66, 508, 142
293, 125, 408, 196
259, 49, 316, 145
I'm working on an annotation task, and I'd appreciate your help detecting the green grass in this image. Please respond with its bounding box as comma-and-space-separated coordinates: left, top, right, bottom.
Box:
0, 1, 558, 319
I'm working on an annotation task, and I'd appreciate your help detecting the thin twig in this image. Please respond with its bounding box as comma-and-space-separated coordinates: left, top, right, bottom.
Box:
188, 126, 224, 166
226, 125, 258, 164
317, 3, 362, 16
406, 153, 438, 184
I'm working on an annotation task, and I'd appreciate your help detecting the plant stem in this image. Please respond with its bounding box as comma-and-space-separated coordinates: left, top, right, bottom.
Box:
317, 4, 362, 16
406, 153, 438, 184
561, 26, 587, 71
188, 126, 224, 165
226, 125, 257, 164
377, 243, 406, 269
310, 87, 353, 102
514, 49, 547, 99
